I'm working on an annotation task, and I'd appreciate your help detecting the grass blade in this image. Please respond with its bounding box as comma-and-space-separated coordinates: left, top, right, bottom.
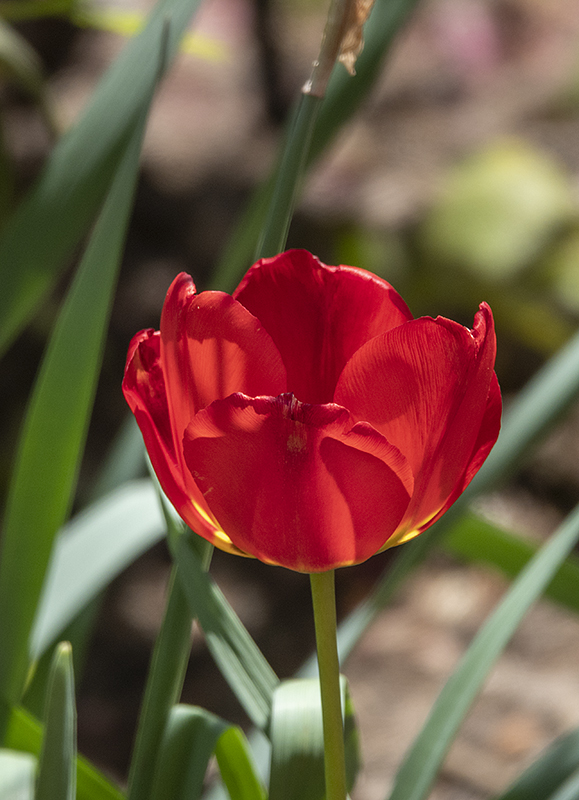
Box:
212, 0, 422, 290
387, 501, 579, 800
175, 532, 280, 731
0, 98, 152, 727
268, 677, 360, 800
36, 642, 76, 800
0, 749, 36, 799
0, 0, 204, 357
214, 726, 267, 800
495, 726, 579, 800
150, 705, 227, 800
127, 565, 195, 800
31, 480, 166, 661
4, 703, 125, 800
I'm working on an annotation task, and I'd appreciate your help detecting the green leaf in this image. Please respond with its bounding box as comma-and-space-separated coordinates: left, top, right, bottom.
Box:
36, 642, 76, 800
547, 768, 579, 800
150, 704, 265, 800
268, 677, 360, 800
255, 91, 321, 260
495, 726, 579, 800
214, 726, 267, 800
213, 0, 422, 291
31, 479, 166, 661
175, 532, 279, 730
444, 513, 579, 615
4, 704, 125, 800
0, 100, 152, 726
0, 0, 204, 357
88, 415, 147, 502
0, 748, 36, 800
127, 565, 195, 800
150, 705, 227, 800
387, 501, 579, 800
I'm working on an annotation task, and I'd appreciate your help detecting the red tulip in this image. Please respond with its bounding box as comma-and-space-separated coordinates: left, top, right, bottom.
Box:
123, 250, 501, 572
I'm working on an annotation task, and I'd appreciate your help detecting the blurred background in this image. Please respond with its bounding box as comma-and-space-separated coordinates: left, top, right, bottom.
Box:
3, 0, 579, 797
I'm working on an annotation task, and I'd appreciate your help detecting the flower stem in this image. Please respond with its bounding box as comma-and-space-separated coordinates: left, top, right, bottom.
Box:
310, 570, 347, 800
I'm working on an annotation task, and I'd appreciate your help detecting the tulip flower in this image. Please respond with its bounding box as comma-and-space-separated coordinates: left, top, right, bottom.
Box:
123, 250, 501, 572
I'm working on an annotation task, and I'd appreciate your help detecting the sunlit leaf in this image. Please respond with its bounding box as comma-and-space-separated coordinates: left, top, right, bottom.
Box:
36, 643, 76, 800
31, 480, 165, 660
495, 725, 579, 800
387, 502, 579, 800
0, 748, 36, 800
4, 703, 124, 800
175, 532, 279, 730
0, 99, 153, 726
0, 0, 205, 356
268, 677, 360, 800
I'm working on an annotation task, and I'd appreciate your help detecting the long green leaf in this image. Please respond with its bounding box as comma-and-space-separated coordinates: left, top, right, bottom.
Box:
387, 501, 579, 800
0, 0, 204, 357
495, 726, 579, 800
175, 532, 280, 731
213, 0, 422, 290
4, 704, 125, 800
547, 768, 579, 800
150, 705, 227, 800
268, 677, 360, 800
150, 704, 265, 800
127, 565, 196, 800
0, 99, 152, 727
214, 726, 267, 800
36, 642, 76, 800
31, 479, 165, 660
255, 92, 321, 260
444, 513, 579, 614
0, 749, 36, 799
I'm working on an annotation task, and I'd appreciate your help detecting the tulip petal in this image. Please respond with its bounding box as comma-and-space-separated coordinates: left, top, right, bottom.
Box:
335, 303, 500, 533
233, 250, 413, 404
183, 393, 412, 572
160, 272, 287, 440
122, 328, 242, 554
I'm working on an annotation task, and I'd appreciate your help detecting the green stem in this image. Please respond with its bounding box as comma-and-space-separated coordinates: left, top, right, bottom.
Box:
254, 91, 321, 261
127, 563, 193, 800
310, 570, 347, 800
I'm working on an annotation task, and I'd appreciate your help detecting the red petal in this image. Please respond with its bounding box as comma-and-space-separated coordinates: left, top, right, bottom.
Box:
335, 303, 499, 533
233, 250, 413, 404
183, 393, 411, 572
160, 271, 287, 475
122, 328, 232, 549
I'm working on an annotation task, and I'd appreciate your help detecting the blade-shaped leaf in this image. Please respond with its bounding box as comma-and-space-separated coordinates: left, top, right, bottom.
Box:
444, 513, 579, 614
214, 726, 267, 800
150, 704, 265, 800
4, 703, 125, 800
547, 768, 579, 800
0, 0, 204, 356
175, 532, 279, 731
31, 479, 165, 660
387, 501, 579, 800
36, 642, 76, 800
213, 0, 422, 291
495, 726, 579, 800
150, 705, 228, 800
0, 749, 36, 800
268, 677, 360, 800
127, 564, 195, 800
0, 93, 153, 724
